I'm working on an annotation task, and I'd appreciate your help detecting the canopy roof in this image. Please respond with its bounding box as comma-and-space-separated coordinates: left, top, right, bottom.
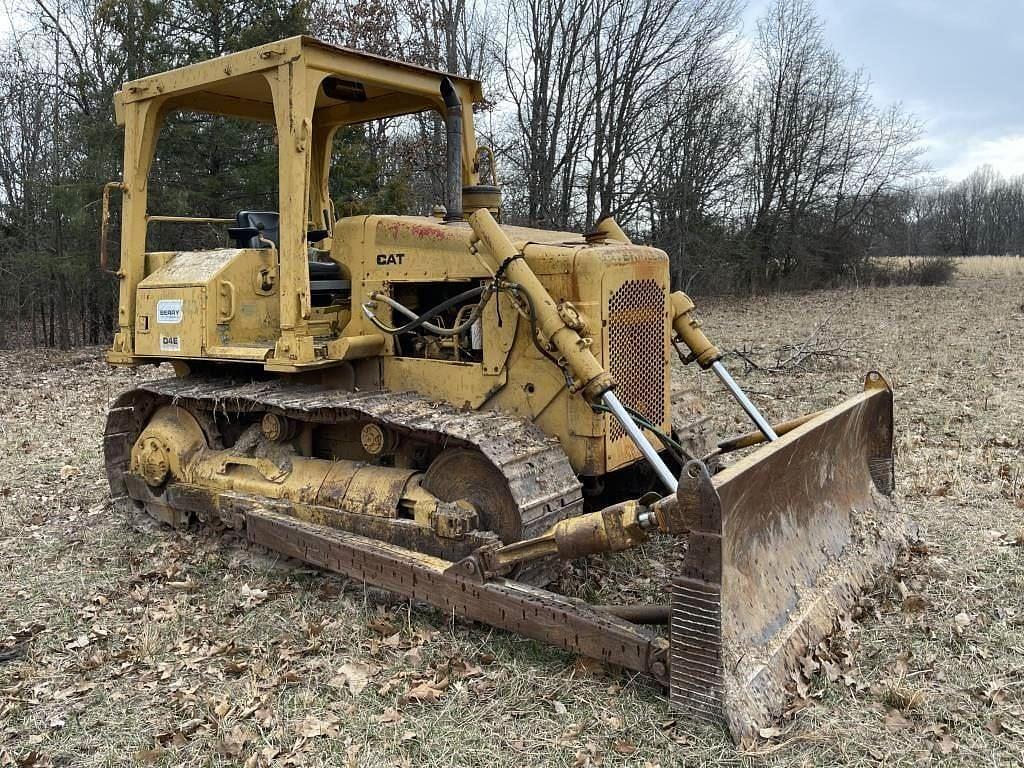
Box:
114, 35, 483, 127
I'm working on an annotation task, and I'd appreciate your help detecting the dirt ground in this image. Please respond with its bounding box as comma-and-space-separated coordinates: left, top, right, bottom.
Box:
2, 267, 1023, 767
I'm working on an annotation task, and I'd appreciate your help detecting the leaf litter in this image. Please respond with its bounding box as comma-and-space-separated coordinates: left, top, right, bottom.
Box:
3, 275, 1024, 765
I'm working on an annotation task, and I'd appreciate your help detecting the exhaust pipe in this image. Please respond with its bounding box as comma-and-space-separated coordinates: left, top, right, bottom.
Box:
440, 78, 463, 222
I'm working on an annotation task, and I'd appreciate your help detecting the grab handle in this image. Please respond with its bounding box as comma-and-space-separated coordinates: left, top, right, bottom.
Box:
99, 181, 127, 273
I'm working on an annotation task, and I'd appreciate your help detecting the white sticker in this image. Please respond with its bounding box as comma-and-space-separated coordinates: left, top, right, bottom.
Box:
156, 299, 183, 324
160, 334, 182, 352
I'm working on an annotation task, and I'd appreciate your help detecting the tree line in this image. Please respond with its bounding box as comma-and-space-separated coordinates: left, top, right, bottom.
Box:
0, 0, 1004, 349
884, 166, 1024, 259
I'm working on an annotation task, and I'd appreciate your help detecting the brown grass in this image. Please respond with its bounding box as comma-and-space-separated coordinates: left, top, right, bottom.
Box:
951, 256, 1024, 278
2, 272, 1024, 766
889, 255, 1024, 278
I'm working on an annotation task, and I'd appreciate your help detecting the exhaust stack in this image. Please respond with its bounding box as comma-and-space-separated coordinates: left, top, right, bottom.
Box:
440, 77, 463, 222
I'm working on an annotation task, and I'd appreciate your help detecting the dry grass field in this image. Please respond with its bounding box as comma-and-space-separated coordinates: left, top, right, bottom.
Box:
2, 270, 1023, 767
951, 255, 1024, 278
882, 254, 1024, 279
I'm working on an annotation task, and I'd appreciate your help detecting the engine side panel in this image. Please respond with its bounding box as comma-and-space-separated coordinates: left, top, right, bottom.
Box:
342, 215, 671, 476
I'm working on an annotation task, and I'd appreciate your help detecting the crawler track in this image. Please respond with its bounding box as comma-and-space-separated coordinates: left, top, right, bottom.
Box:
104, 376, 585, 542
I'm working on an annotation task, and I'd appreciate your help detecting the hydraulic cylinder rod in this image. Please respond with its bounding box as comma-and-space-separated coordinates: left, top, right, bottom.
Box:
602, 391, 677, 491
468, 209, 614, 400
670, 290, 778, 443
469, 208, 676, 489
711, 361, 779, 442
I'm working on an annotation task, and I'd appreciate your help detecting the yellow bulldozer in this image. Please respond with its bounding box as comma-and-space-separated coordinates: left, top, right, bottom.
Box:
100, 36, 910, 742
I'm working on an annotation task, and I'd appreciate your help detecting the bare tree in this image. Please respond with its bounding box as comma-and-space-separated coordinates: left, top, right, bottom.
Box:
743, 0, 922, 288
643, 1, 744, 288
497, 0, 596, 228
586, 0, 739, 227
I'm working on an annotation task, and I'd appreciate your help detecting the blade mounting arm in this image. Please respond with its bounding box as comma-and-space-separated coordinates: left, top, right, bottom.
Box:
469, 492, 691, 576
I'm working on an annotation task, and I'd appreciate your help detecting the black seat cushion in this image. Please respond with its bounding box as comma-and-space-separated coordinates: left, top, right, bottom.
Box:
308, 260, 342, 280
232, 211, 280, 250
230, 212, 346, 304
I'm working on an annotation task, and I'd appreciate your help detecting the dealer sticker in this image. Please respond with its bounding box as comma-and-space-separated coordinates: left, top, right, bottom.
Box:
160, 335, 182, 352
156, 299, 183, 324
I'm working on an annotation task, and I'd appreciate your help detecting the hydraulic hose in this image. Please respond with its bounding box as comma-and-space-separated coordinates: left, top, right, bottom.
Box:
362, 285, 486, 336
370, 291, 488, 337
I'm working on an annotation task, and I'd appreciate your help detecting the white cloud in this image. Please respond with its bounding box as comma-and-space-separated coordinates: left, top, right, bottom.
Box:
940, 134, 1024, 182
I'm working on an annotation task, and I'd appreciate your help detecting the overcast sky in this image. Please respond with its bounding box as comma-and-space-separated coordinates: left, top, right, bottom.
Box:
743, 0, 1024, 181
3, 0, 1018, 182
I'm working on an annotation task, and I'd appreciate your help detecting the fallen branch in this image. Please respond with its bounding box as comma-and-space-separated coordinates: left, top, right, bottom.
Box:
728, 315, 864, 373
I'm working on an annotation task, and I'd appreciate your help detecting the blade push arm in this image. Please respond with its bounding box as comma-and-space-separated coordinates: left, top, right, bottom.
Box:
469, 492, 686, 576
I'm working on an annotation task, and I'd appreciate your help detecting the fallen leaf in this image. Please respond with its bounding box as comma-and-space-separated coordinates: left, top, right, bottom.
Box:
449, 658, 483, 678
373, 707, 402, 724
297, 714, 340, 738
401, 681, 444, 704
238, 585, 268, 610
885, 709, 914, 731
759, 726, 782, 739
903, 594, 927, 613
557, 722, 585, 744
895, 650, 912, 677
64, 635, 91, 650
985, 716, 1003, 735
367, 616, 399, 636
261, 745, 280, 763
612, 740, 636, 755
981, 681, 1008, 706
799, 654, 819, 677
135, 746, 166, 764
572, 657, 607, 677
254, 707, 275, 728
934, 732, 957, 755
600, 714, 622, 729
220, 725, 252, 757
953, 613, 973, 636
821, 659, 842, 682
329, 661, 379, 696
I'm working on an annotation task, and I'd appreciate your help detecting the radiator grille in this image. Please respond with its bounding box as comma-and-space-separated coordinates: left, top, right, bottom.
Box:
607, 279, 666, 441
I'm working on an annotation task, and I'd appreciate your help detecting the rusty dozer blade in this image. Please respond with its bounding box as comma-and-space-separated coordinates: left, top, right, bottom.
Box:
670, 371, 914, 743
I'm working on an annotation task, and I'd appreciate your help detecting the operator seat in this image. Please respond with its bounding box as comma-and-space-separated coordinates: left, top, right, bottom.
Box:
232, 211, 280, 249
229, 211, 348, 307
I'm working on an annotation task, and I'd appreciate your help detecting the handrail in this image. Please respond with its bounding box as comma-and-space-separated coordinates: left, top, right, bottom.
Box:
99, 181, 127, 272
146, 215, 235, 224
